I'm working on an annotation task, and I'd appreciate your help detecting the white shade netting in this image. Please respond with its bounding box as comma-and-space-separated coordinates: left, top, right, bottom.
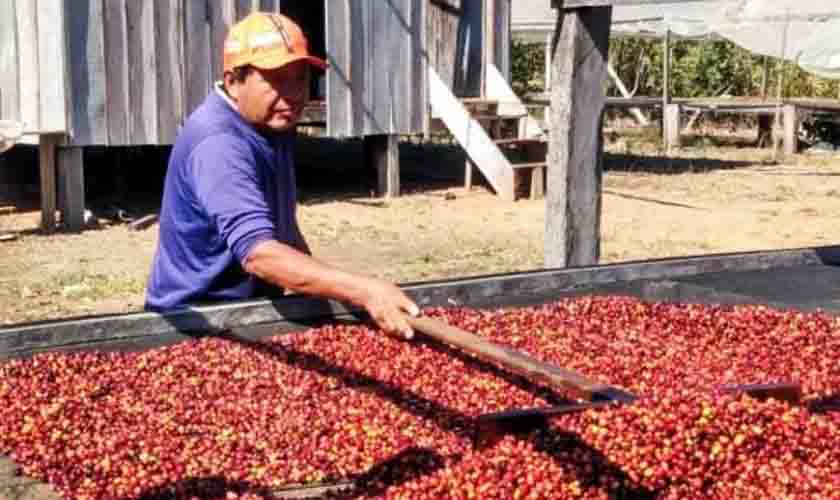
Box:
513, 0, 840, 79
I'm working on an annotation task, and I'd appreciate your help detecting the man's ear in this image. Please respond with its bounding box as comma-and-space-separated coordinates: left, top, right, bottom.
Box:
223, 71, 241, 101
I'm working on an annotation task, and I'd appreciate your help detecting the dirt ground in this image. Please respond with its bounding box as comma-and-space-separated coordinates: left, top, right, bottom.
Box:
1, 132, 840, 326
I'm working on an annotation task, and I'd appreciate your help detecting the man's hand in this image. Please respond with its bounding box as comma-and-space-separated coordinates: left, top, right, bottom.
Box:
358, 277, 420, 340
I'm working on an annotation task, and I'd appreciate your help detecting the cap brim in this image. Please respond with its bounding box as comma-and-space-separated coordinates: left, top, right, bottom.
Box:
250, 52, 328, 71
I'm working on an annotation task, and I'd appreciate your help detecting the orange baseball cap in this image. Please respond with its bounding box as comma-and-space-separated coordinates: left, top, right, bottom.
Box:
223, 12, 327, 73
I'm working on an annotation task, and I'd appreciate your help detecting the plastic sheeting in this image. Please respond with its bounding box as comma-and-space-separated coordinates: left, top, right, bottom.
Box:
512, 0, 840, 79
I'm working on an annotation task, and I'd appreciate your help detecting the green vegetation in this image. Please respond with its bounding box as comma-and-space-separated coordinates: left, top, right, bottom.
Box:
511, 38, 840, 99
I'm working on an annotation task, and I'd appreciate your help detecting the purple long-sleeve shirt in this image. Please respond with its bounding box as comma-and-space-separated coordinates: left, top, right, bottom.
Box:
145, 89, 298, 311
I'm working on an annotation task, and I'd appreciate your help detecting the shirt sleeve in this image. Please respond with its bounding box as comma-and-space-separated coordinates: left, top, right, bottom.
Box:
191, 134, 275, 265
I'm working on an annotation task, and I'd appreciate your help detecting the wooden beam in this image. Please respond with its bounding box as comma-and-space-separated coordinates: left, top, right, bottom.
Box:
606, 62, 649, 126
38, 134, 60, 232
58, 146, 85, 232
364, 134, 400, 199
128, 214, 159, 232
545, 6, 612, 268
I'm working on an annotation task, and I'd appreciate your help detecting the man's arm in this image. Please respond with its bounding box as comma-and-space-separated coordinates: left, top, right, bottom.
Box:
291, 221, 311, 255
190, 135, 416, 336
243, 240, 419, 338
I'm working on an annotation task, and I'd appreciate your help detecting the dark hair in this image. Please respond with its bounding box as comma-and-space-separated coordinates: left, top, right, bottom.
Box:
229, 65, 254, 83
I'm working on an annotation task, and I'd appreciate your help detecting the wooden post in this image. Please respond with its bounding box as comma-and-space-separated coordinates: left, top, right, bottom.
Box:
662, 28, 672, 144
783, 104, 798, 156
545, 5, 612, 268
772, 19, 790, 163
364, 135, 400, 199
58, 146, 85, 232
664, 103, 681, 153
38, 134, 61, 232
544, 31, 553, 91
530, 167, 545, 200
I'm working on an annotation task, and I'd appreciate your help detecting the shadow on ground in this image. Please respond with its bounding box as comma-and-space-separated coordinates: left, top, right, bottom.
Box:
1, 134, 773, 217
604, 153, 755, 175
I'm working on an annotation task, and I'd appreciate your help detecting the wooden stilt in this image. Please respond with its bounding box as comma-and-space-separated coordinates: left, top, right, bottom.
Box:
58, 146, 85, 232
38, 134, 61, 232
364, 135, 400, 199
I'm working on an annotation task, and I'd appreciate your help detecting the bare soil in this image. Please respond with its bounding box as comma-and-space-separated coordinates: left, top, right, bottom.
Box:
1, 133, 839, 326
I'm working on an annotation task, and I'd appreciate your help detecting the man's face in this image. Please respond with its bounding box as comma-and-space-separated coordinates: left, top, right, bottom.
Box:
225, 61, 311, 133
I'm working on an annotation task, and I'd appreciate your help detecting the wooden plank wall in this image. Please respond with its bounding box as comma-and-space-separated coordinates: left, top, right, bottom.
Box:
0, 0, 69, 141
67, 0, 282, 146
326, 0, 426, 137
0, 0, 287, 147
2, 0, 508, 144
0, 0, 20, 123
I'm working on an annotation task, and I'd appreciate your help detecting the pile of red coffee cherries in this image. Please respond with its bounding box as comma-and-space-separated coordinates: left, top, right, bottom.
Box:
0, 296, 837, 499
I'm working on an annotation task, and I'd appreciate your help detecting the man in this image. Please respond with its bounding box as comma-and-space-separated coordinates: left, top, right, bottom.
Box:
146, 12, 419, 338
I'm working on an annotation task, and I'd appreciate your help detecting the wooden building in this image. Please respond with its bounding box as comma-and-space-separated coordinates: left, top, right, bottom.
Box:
0, 0, 511, 230
2, 0, 718, 275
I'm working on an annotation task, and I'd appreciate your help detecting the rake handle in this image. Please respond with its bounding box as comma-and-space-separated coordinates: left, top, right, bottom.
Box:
407, 315, 613, 401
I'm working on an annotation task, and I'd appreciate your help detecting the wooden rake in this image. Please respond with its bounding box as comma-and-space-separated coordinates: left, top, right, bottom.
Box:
405, 316, 803, 446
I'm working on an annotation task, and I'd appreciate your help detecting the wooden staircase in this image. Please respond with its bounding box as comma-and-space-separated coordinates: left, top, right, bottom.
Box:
428, 67, 548, 201
460, 98, 547, 200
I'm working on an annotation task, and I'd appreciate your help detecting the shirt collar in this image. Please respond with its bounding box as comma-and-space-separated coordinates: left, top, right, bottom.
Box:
214, 81, 239, 111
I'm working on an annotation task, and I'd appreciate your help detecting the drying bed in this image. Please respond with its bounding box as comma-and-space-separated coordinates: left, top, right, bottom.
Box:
1, 247, 839, 498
